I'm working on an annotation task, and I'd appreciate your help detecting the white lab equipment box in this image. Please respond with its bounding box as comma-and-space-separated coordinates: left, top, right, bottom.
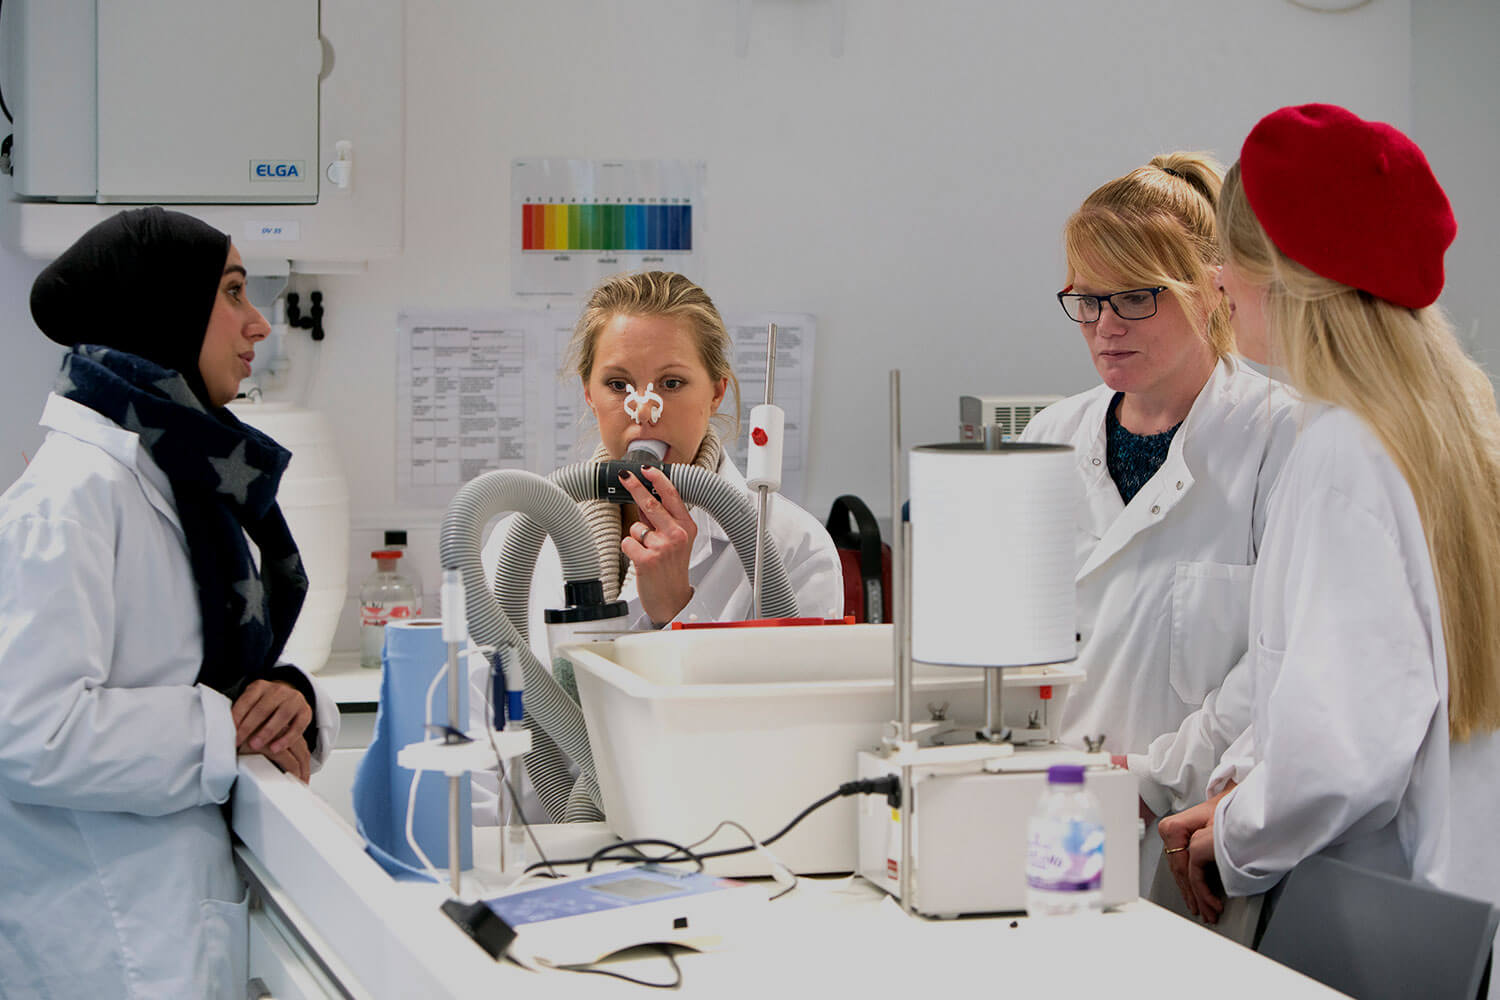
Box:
12, 0, 318, 203
856, 749, 1140, 917
3, 0, 403, 268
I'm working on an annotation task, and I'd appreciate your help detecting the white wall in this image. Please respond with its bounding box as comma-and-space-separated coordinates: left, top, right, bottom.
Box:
1412, 0, 1500, 375
1, 0, 1462, 653
0, 245, 55, 485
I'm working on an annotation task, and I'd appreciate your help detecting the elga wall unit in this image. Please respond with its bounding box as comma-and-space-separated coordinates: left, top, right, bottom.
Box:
2, 0, 402, 269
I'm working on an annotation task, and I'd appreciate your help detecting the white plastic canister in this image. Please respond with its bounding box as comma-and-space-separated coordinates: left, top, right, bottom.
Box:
908, 442, 1078, 669
228, 401, 350, 673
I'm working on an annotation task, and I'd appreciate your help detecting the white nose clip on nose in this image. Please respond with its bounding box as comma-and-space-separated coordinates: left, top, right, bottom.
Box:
623, 382, 664, 425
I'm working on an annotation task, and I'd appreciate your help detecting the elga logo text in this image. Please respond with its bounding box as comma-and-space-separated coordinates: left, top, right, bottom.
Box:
249, 160, 307, 181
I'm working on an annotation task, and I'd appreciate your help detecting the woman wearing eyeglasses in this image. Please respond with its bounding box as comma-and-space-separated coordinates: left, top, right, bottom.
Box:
1020, 152, 1299, 893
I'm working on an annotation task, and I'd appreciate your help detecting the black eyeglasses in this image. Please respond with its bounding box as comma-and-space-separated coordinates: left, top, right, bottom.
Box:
1057, 285, 1168, 323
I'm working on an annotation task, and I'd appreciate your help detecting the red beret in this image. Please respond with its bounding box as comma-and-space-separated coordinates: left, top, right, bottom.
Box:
1240, 103, 1456, 309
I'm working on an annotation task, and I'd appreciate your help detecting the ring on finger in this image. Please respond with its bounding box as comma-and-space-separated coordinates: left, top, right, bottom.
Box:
633, 523, 651, 542
1164, 846, 1187, 855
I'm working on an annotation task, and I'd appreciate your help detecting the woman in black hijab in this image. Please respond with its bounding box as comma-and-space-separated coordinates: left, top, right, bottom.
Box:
0, 207, 337, 998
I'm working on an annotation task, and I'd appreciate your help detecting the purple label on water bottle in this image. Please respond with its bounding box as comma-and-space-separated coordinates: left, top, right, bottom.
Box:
1026, 820, 1104, 892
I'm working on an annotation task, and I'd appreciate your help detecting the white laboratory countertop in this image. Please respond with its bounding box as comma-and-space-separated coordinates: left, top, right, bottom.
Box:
313, 652, 382, 706
231, 757, 1346, 999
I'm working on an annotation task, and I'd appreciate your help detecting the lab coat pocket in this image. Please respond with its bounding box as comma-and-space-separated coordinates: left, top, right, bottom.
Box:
1169, 561, 1254, 706
198, 889, 250, 1000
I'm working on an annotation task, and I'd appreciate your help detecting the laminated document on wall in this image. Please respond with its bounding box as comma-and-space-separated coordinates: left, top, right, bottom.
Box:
395, 308, 578, 508
395, 308, 814, 508
721, 314, 816, 505
511, 158, 706, 296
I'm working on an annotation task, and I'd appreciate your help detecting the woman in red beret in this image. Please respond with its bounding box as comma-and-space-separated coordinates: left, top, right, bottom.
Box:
1158, 105, 1500, 966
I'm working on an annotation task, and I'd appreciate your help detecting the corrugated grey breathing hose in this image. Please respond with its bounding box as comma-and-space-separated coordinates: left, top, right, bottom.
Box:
495, 462, 799, 643
439, 469, 606, 822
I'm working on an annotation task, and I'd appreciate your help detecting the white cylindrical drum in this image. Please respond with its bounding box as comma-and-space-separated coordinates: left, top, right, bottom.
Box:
229, 401, 351, 673
908, 442, 1078, 668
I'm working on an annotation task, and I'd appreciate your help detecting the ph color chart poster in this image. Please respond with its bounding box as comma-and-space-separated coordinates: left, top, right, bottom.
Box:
511, 158, 706, 296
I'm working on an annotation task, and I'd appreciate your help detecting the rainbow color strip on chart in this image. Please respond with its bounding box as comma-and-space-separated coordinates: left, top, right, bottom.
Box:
520, 203, 692, 252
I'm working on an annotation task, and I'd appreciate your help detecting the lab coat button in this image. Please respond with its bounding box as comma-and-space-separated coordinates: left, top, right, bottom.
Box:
1175, 481, 1183, 490
1091, 458, 1102, 466
1151, 504, 1161, 515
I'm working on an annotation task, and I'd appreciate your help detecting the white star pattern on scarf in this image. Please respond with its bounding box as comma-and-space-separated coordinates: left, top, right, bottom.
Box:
209, 440, 263, 505
275, 552, 307, 584
154, 376, 205, 411
234, 573, 266, 625
121, 403, 167, 449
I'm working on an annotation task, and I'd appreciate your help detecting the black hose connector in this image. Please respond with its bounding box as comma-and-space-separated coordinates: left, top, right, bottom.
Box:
563, 579, 606, 608
595, 458, 670, 504
285, 291, 325, 341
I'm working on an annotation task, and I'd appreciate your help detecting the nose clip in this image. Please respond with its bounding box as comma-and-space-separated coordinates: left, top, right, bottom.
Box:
623, 382, 664, 425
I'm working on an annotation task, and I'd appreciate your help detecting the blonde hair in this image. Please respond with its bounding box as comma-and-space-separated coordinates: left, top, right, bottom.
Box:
1220, 163, 1500, 741
565, 271, 741, 434
1064, 151, 1233, 359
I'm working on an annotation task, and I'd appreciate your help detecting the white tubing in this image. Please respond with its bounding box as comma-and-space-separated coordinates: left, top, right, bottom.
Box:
495, 461, 799, 644
440, 469, 604, 821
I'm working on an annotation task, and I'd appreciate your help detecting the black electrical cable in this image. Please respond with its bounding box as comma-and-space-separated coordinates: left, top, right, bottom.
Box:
769, 876, 798, 902
584, 839, 705, 873
523, 777, 898, 874
551, 944, 684, 990
0, 0, 11, 123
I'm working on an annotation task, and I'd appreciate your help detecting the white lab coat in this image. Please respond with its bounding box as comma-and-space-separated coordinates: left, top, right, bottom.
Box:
471, 451, 844, 821
0, 394, 339, 1000
1021, 359, 1299, 889
1211, 406, 1500, 973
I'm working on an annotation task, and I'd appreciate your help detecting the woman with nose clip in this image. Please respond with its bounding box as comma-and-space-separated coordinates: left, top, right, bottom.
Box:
1019, 153, 1300, 894
0, 207, 340, 998
503, 270, 842, 632
474, 271, 843, 821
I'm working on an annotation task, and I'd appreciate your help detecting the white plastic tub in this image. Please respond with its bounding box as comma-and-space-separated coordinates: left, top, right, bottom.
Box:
564, 624, 1079, 876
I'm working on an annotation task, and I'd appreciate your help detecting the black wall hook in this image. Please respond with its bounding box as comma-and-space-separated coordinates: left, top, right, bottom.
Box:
285, 291, 325, 341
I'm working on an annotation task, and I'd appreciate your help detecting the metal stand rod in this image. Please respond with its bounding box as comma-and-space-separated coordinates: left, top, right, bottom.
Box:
890, 370, 916, 916
979, 429, 1006, 740
753, 487, 769, 618
447, 642, 461, 895
751, 323, 778, 619
983, 667, 1005, 741
899, 521, 915, 916
891, 370, 909, 738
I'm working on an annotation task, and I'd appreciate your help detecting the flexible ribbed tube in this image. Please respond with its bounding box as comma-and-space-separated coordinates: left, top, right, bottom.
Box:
439, 469, 604, 821
495, 462, 798, 643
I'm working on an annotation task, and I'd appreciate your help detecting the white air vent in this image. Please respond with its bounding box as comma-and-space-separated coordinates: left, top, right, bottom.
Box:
958, 395, 1062, 442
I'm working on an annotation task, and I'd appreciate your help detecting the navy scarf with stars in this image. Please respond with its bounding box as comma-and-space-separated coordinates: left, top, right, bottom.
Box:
57, 345, 309, 700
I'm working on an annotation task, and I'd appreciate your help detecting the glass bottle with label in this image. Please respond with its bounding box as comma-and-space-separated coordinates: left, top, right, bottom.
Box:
359, 536, 421, 669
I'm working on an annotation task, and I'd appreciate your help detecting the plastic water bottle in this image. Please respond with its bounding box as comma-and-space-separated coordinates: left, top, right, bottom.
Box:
1025, 764, 1105, 917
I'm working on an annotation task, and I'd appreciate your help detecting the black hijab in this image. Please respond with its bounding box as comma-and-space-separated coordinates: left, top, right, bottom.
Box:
31, 209, 317, 733
31, 206, 229, 408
